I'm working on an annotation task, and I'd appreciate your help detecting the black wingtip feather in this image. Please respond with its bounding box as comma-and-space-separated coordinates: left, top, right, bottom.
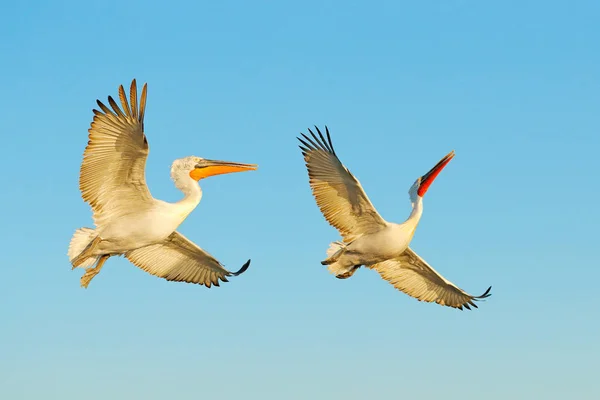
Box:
457, 286, 492, 310
453, 286, 491, 311
303, 130, 325, 152
297, 136, 314, 151
324, 125, 336, 155
306, 129, 322, 151
298, 126, 337, 156
310, 127, 330, 153
231, 259, 251, 276
476, 286, 492, 299
313, 126, 329, 151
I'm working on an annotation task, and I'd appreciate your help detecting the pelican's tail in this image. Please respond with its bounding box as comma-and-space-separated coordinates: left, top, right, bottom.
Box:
321, 241, 360, 279
322, 241, 345, 265
68, 228, 100, 269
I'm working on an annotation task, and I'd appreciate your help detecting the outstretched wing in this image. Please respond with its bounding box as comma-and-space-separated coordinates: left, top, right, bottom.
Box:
370, 247, 492, 310
298, 126, 387, 243
125, 231, 250, 287
79, 79, 153, 228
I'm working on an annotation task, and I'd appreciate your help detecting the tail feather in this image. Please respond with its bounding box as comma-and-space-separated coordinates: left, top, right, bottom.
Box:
323, 241, 360, 278
326, 241, 345, 258
321, 241, 345, 265
68, 228, 100, 268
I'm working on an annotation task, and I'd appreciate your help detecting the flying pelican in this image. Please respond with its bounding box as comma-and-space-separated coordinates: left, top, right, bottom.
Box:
68, 80, 257, 288
298, 126, 491, 310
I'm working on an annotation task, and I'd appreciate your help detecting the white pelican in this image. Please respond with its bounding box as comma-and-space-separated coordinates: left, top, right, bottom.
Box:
68, 80, 257, 288
298, 126, 491, 310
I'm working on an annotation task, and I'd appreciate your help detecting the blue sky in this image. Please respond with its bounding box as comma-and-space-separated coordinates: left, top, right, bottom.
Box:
1, 1, 599, 399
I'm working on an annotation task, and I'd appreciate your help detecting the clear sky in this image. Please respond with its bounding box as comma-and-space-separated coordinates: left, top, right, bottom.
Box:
1, 1, 599, 399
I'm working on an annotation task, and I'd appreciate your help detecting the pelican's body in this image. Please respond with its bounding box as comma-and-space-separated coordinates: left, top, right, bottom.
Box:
68, 80, 257, 288
90, 163, 203, 254
298, 126, 491, 310
333, 218, 418, 267
92, 198, 196, 253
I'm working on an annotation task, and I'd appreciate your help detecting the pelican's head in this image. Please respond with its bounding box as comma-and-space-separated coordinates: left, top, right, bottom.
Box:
409, 151, 455, 202
171, 156, 257, 183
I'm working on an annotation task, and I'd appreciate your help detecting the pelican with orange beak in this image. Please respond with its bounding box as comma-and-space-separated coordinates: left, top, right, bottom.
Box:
298, 126, 491, 310
68, 80, 257, 288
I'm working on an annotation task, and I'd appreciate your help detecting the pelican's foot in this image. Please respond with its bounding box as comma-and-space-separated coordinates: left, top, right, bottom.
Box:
80, 266, 101, 288
335, 266, 360, 279
80, 255, 108, 289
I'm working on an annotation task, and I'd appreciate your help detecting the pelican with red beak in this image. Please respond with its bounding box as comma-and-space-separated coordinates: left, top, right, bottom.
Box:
298, 126, 491, 310
68, 80, 257, 288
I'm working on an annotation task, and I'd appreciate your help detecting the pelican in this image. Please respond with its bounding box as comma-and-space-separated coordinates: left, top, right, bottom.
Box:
68, 80, 257, 288
298, 126, 491, 310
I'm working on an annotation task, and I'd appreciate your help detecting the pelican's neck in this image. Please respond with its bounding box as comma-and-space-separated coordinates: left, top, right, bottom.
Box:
178, 178, 202, 205
172, 168, 203, 211
407, 196, 424, 225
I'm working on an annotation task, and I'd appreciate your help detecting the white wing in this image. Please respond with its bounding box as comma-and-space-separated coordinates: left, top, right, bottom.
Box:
79, 79, 153, 228
298, 126, 387, 243
125, 231, 250, 287
370, 248, 491, 310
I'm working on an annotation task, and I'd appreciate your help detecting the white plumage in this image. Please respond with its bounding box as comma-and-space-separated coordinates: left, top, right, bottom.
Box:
69, 80, 257, 288
298, 126, 491, 310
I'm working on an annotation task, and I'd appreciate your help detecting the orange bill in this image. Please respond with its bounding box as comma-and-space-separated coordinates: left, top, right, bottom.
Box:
190, 159, 258, 181
417, 150, 455, 197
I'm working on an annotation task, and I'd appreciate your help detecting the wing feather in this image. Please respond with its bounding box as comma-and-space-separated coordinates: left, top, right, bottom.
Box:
79, 79, 152, 228
370, 247, 491, 310
118, 85, 132, 118
125, 231, 250, 287
298, 126, 387, 242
